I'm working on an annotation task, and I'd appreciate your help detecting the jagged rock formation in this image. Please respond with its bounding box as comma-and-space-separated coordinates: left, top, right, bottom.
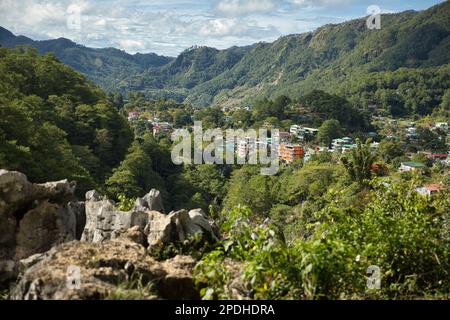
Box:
0, 170, 84, 283
0, 169, 220, 299
81, 190, 219, 250
133, 188, 164, 213
11, 241, 199, 300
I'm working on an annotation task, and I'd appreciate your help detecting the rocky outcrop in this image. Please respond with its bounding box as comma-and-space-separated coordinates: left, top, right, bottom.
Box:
1, 169, 220, 299
81, 190, 219, 250
145, 209, 219, 250
0, 170, 84, 283
133, 188, 164, 213
11, 241, 199, 300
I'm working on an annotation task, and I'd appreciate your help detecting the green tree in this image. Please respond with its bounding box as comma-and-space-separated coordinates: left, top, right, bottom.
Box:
105, 142, 164, 198
341, 139, 375, 185
173, 109, 192, 128
417, 127, 447, 153
377, 139, 404, 163
317, 119, 343, 146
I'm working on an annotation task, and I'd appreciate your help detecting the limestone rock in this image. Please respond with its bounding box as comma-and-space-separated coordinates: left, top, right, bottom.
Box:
15, 201, 76, 260
81, 193, 148, 243
11, 241, 199, 300
145, 209, 219, 251
118, 226, 146, 246
134, 188, 165, 213
82, 190, 218, 250
0, 170, 81, 284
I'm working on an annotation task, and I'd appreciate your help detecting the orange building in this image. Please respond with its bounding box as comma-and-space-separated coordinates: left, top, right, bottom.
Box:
279, 144, 304, 163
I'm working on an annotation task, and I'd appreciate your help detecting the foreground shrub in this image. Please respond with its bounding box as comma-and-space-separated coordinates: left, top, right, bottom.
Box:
194, 179, 449, 299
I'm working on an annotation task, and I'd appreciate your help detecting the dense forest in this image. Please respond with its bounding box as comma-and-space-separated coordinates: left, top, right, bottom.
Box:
0, 47, 133, 195
1, 2, 449, 111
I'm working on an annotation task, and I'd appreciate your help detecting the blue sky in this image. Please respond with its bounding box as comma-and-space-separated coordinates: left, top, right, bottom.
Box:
0, 0, 445, 56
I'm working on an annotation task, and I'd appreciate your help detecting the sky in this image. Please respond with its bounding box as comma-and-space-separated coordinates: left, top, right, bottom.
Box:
0, 0, 445, 56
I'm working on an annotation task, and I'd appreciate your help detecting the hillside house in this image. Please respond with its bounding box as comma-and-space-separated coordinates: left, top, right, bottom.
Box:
434, 122, 449, 132
427, 153, 448, 163
399, 161, 427, 172
416, 183, 445, 196
279, 144, 305, 163
152, 122, 173, 136
127, 111, 140, 121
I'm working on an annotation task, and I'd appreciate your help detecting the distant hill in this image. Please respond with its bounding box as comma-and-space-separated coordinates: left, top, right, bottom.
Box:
1, 1, 449, 111
0, 26, 173, 90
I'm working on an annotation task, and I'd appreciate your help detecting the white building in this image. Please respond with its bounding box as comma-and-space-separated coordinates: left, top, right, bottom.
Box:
435, 122, 449, 132
331, 137, 354, 152
290, 125, 319, 141
399, 162, 427, 172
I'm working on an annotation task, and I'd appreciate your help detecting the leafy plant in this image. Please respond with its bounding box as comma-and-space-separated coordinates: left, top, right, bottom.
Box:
116, 193, 137, 211
106, 272, 156, 300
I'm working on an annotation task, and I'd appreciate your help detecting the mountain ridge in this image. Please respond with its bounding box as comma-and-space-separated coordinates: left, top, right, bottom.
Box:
0, 26, 174, 90
1, 1, 449, 108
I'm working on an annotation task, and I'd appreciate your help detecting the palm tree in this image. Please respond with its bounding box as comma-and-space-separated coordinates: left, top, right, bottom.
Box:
341, 139, 375, 186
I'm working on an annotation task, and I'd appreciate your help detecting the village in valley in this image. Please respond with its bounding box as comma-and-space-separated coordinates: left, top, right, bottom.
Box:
125, 98, 449, 197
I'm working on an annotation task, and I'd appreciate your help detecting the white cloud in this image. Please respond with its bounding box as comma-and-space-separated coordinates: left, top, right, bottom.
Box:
116, 39, 145, 52
0, 0, 421, 56
197, 18, 277, 37
289, 0, 354, 6
215, 0, 277, 16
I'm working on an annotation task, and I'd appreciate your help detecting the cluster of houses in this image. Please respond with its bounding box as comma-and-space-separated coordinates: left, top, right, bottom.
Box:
127, 111, 174, 136
331, 137, 355, 153
231, 135, 305, 164
130, 111, 450, 174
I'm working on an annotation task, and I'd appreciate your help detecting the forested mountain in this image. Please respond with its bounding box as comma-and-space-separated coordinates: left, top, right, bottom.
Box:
1, 1, 449, 113
0, 26, 173, 91
182, 1, 450, 109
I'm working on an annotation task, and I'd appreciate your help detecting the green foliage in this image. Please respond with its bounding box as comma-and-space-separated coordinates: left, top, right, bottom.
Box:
106, 141, 165, 199
106, 272, 156, 300
304, 179, 449, 299
182, 164, 228, 212
117, 193, 137, 211
195, 179, 449, 300
0, 47, 132, 195
342, 139, 376, 185
317, 119, 343, 146
224, 165, 277, 215
417, 127, 447, 153
298, 90, 370, 131
195, 207, 300, 300
194, 106, 225, 128
377, 139, 404, 163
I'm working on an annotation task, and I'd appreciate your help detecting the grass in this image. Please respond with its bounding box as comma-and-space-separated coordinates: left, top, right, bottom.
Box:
0, 289, 9, 300
106, 272, 156, 300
